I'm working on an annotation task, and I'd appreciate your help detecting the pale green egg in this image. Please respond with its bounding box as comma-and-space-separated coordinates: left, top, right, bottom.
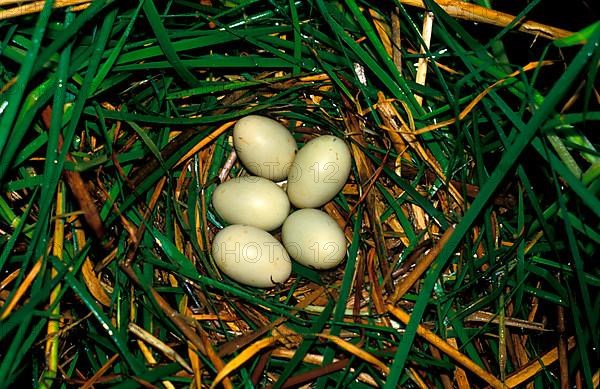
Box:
212, 176, 290, 231
233, 115, 298, 181
212, 225, 292, 288
282, 209, 347, 270
286, 135, 351, 208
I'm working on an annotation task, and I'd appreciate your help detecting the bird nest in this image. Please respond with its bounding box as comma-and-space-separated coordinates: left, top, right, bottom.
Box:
0, 1, 598, 388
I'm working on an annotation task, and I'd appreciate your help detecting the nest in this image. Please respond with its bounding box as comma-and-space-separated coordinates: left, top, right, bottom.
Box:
0, 0, 598, 388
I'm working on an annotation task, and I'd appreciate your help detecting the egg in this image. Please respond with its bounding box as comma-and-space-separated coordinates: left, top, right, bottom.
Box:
286, 135, 351, 208
233, 115, 298, 181
281, 209, 347, 270
211, 225, 292, 288
212, 176, 290, 231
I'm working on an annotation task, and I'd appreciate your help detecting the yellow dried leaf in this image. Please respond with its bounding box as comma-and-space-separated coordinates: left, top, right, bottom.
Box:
316, 333, 390, 375
81, 258, 111, 306
210, 337, 278, 389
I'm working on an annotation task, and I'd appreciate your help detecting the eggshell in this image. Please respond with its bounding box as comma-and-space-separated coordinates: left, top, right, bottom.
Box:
281, 209, 347, 270
212, 225, 292, 288
233, 115, 298, 181
212, 176, 290, 231
287, 135, 351, 208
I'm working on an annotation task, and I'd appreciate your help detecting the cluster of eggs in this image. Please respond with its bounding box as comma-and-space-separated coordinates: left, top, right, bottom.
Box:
210, 115, 352, 288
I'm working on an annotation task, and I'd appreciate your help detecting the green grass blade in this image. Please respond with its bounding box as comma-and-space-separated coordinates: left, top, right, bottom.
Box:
142, 0, 200, 87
